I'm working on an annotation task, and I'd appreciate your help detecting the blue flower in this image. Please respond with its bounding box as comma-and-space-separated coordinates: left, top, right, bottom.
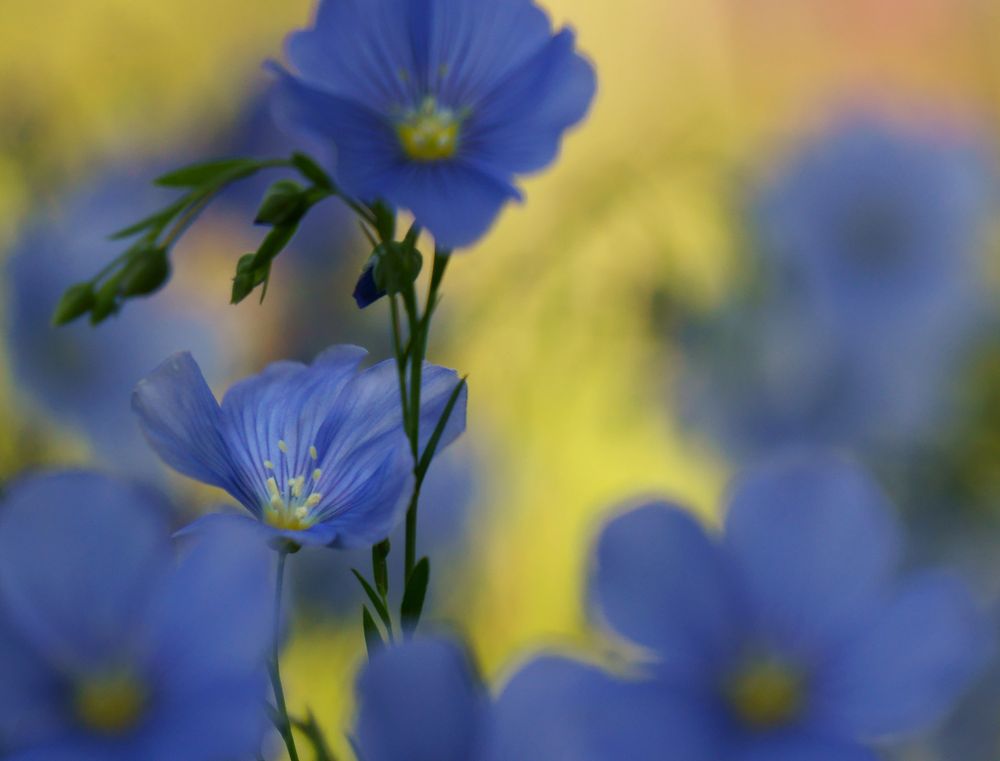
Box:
270, 0, 596, 249
4, 168, 231, 477
755, 113, 992, 345
0, 471, 273, 761
352, 636, 677, 761
132, 345, 467, 548
677, 115, 995, 459
588, 455, 992, 760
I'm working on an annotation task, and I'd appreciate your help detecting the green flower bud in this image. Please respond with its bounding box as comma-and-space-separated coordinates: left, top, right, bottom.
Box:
255, 180, 308, 227
52, 283, 96, 325
120, 248, 170, 297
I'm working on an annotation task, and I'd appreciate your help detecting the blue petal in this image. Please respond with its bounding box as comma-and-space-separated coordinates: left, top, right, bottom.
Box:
147, 517, 274, 689
354, 637, 486, 761
590, 503, 742, 685
285, 0, 419, 112
723, 454, 901, 660
383, 161, 522, 249
269, 64, 401, 200
732, 734, 879, 761
132, 353, 253, 507
354, 261, 386, 308
0, 472, 170, 669
490, 657, 718, 761
423, 0, 556, 108
810, 571, 992, 740
0, 613, 65, 752
466, 29, 596, 175
218, 345, 368, 508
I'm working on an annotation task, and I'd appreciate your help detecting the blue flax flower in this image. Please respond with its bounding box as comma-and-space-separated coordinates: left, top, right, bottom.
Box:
352, 636, 685, 761
0, 471, 273, 761
132, 344, 467, 548
271, 0, 597, 249
4, 168, 230, 477
755, 113, 992, 348
588, 455, 991, 760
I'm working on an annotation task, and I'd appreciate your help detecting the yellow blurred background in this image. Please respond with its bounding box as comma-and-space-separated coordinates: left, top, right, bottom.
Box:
3, 0, 1000, 757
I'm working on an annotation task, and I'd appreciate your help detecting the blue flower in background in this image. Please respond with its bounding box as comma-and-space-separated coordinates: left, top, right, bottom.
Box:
4, 169, 231, 477
756, 114, 993, 344
0, 472, 273, 761
353, 636, 672, 761
588, 455, 991, 760
271, 0, 596, 249
132, 344, 467, 548
677, 114, 995, 458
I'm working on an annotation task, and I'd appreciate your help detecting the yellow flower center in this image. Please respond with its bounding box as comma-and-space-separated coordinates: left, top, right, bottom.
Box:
74, 671, 147, 735
397, 98, 460, 162
724, 658, 803, 729
261, 440, 323, 532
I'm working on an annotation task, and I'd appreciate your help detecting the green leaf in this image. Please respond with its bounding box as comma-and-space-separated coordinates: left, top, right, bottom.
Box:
400, 557, 430, 636
231, 253, 271, 304
52, 283, 96, 325
255, 180, 308, 226
291, 712, 338, 761
109, 195, 190, 240
291, 152, 334, 190
362, 606, 384, 658
372, 540, 390, 599
351, 569, 391, 633
155, 158, 259, 188
417, 377, 468, 478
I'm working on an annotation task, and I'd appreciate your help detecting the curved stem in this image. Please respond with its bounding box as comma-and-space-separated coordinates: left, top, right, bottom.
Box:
269, 551, 300, 761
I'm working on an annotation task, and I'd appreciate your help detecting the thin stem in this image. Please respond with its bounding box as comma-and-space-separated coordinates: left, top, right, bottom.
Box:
269, 551, 300, 761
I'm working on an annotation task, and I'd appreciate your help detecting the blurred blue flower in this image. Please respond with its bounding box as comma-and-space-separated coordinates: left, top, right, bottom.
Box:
0, 471, 273, 761
756, 114, 993, 342
271, 0, 596, 249
353, 636, 668, 761
678, 115, 995, 458
4, 169, 231, 477
132, 345, 467, 548
588, 455, 991, 760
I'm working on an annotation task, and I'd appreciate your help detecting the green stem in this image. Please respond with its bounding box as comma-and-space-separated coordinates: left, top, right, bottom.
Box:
269, 552, 300, 761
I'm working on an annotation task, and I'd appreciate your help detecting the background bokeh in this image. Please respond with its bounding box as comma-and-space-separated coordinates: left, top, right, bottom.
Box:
4, 1, 1000, 758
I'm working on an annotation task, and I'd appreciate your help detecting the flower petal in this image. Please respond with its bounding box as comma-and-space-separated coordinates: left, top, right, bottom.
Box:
490, 657, 718, 761
132, 353, 252, 507
590, 503, 742, 685
354, 637, 486, 761
0, 614, 66, 752
466, 29, 596, 175
732, 734, 879, 761
723, 454, 901, 660
0, 472, 170, 669
269, 65, 402, 200
810, 571, 992, 740
218, 344, 368, 505
384, 161, 522, 249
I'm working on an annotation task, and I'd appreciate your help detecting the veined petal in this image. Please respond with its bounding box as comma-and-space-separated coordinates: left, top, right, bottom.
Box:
810, 571, 992, 740
269, 64, 402, 201
354, 637, 486, 761
465, 29, 596, 175
132, 353, 253, 508
723, 453, 901, 660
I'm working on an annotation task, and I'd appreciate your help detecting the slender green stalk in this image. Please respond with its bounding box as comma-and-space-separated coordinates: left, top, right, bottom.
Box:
269, 551, 300, 761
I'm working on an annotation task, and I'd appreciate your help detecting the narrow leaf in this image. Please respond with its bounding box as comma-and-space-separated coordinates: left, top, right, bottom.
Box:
400, 557, 430, 636
417, 377, 468, 478
291, 152, 334, 190
351, 569, 392, 633
362, 606, 384, 658
155, 158, 259, 188
109, 195, 190, 240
